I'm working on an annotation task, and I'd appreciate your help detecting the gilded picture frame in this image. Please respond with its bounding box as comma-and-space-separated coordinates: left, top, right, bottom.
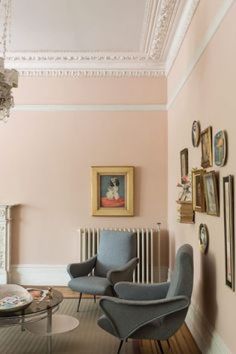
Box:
91, 166, 134, 216
192, 169, 206, 212
223, 175, 235, 290
203, 171, 219, 216
201, 126, 213, 168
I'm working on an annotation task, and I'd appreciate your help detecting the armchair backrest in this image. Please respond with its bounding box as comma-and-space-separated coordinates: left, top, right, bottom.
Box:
166, 244, 193, 300
94, 230, 137, 277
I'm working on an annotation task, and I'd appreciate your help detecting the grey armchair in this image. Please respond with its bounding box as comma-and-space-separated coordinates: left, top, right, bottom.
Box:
97, 244, 193, 354
67, 230, 138, 311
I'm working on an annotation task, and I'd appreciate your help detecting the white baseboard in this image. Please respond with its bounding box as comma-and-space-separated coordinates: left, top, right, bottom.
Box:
10, 264, 70, 286
11, 264, 165, 286
0, 270, 8, 284
186, 302, 231, 354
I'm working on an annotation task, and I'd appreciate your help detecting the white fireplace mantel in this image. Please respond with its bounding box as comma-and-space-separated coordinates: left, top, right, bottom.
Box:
0, 204, 17, 284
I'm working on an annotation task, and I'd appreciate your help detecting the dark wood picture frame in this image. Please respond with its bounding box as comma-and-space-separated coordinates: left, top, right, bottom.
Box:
201, 126, 213, 168
223, 175, 235, 290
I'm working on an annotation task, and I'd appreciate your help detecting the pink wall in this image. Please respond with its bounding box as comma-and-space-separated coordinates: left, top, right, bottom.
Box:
0, 77, 167, 265
15, 76, 167, 105
168, 2, 236, 352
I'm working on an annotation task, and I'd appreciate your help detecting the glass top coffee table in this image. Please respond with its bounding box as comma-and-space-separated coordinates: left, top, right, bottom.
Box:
0, 288, 79, 354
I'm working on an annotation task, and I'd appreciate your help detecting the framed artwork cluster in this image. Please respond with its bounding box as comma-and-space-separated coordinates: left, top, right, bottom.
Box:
177, 121, 234, 291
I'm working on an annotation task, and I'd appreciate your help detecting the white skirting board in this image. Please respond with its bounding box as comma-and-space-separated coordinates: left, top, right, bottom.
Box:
10, 264, 167, 286
186, 302, 231, 354
10, 265, 70, 286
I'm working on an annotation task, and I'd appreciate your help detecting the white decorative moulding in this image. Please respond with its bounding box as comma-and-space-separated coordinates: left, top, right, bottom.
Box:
5, 0, 200, 77
0, 205, 17, 284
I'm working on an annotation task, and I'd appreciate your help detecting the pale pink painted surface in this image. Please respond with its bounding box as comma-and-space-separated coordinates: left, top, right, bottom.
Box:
168, 3, 236, 353
0, 110, 167, 264
168, 0, 229, 99
14, 76, 167, 105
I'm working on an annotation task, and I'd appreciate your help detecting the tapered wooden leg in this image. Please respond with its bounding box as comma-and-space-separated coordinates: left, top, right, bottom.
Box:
94, 295, 96, 303
77, 292, 83, 312
117, 340, 124, 354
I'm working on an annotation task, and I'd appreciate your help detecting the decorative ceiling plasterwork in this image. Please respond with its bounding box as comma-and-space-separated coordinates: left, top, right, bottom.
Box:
5, 0, 199, 77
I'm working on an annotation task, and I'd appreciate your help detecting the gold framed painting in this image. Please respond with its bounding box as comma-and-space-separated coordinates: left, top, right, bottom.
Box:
192, 169, 206, 212
203, 171, 219, 216
201, 126, 213, 168
91, 166, 134, 216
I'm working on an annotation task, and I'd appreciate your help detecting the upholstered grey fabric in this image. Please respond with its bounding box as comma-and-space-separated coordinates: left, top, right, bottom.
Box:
114, 282, 170, 300
94, 231, 137, 277
67, 256, 97, 278
68, 276, 113, 295
67, 230, 138, 300
97, 244, 193, 342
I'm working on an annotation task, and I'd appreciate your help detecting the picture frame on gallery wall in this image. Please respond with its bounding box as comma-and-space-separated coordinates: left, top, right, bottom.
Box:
203, 171, 219, 216
201, 126, 213, 168
192, 169, 206, 212
199, 223, 209, 254
180, 148, 188, 183
214, 130, 227, 167
91, 166, 134, 216
223, 175, 235, 291
191, 120, 201, 147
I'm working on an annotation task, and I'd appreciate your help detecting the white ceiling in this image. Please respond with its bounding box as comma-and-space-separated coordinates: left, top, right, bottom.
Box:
3, 0, 199, 77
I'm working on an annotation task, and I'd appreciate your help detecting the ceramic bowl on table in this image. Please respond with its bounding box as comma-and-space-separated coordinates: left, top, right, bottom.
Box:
0, 284, 33, 312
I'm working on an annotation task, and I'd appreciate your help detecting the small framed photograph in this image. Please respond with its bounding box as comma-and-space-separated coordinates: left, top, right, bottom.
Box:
203, 171, 219, 216
201, 127, 213, 168
180, 148, 188, 182
192, 169, 206, 212
199, 224, 209, 254
91, 166, 134, 216
192, 120, 201, 147
214, 130, 227, 167
223, 175, 235, 290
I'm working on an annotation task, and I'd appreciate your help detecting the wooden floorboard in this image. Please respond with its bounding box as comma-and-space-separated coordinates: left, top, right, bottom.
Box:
50, 286, 201, 354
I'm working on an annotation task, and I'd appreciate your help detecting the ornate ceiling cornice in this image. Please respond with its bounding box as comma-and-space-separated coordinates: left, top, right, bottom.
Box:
4, 0, 199, 77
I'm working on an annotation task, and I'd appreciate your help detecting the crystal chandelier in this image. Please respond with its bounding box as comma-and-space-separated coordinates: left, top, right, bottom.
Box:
0, 0, 18, 122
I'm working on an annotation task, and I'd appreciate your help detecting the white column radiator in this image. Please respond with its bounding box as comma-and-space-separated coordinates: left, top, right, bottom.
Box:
77, 226, 161, 283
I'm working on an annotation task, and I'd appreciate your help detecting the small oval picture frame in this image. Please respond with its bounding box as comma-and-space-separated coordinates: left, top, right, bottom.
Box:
192, 121, 201, 147
199, 223, 209, 254
214, 130, 227, 167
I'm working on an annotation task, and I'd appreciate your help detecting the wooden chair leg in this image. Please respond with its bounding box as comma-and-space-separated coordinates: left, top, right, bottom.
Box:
117, 340, 124, 354
77, 292, 83, 312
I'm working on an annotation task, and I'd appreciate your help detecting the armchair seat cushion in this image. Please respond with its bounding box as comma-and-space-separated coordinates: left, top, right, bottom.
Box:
68, 276, 113, 296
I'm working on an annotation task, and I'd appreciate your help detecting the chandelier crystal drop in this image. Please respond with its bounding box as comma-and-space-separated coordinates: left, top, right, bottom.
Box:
0, 0, 18, 122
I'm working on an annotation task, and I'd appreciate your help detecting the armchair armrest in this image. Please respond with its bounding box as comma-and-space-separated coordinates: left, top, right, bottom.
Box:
99, 295, 189, 339
67, 255, 97, 278
107, 258, 139, 285
114, 281, 170, 300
